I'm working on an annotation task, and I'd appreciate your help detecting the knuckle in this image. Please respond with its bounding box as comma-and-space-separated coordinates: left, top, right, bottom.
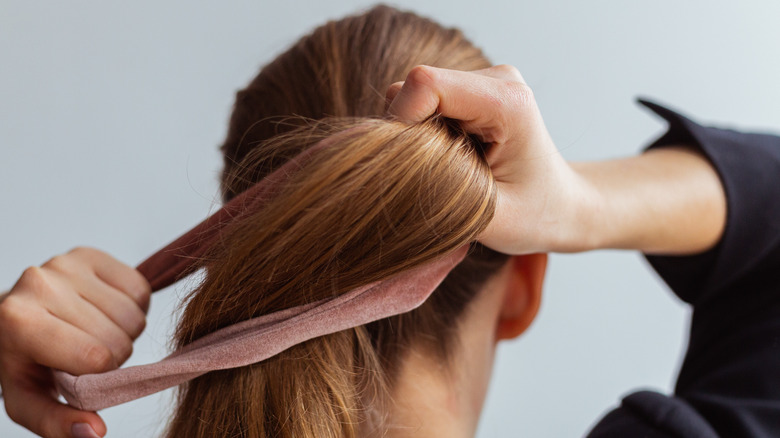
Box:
17, 266, 47, 291
68, 246, 94, 257
505, 81, 535, 108
0, 295, 23, 328
18, 266, 58, 301
494, 64, 522, 79
69, 246, 106, 262
0, 299, 27, 352
42, 254, 72, 273
83, 343, 115, 372
406, 65, 437, 89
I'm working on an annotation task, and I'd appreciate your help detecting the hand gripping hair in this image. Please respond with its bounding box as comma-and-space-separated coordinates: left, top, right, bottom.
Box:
53, 117, 496, 412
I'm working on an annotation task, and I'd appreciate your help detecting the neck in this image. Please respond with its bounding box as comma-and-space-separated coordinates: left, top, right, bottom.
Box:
382, 344, 488, 438
372, 277, 505, 438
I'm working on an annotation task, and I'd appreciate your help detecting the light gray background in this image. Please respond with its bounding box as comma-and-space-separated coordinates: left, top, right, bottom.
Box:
2, 1, 779, 437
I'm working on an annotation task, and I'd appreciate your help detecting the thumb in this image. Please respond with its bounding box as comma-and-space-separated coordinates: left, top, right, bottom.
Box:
3, 379, 106, 438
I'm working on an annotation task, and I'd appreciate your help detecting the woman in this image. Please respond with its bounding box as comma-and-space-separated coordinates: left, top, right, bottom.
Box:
2, 5, 779, 438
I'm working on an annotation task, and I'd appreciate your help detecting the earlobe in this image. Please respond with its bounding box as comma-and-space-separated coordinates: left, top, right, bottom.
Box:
495, 253, 548, 341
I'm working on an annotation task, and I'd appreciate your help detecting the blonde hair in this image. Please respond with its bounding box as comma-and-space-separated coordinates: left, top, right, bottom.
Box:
165, 6, 509, 437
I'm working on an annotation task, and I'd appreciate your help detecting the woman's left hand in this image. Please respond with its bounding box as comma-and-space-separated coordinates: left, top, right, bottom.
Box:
386, 65, 726, 256
387, 65, 596, 254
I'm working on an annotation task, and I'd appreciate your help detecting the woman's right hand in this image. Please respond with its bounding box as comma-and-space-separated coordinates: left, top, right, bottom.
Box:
0, 247, 151, 438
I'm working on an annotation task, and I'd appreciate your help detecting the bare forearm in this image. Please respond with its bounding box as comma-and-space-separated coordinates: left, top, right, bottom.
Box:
572, 146, 727, 255
383, 65, 728, 257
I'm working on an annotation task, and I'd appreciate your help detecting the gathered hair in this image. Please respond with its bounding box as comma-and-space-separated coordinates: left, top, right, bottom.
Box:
165, 5, 510, 438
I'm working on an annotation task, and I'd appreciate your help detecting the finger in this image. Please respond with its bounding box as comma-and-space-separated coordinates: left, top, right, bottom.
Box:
68, 247, 151, 313
388, 65, 524, 126
385, 66, 525, 118
77, 274, 147, 340
386, 65, 444, 121
41, 290, 134, 367
385, 81, 404, 110
3, 298, 118, 374
1, 370, 106, 438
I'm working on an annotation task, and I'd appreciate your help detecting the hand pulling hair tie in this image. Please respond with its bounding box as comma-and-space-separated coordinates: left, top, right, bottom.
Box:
53, 130, 469, 411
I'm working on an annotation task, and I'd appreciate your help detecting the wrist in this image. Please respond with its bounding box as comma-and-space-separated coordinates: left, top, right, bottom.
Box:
548, 164, 608, 253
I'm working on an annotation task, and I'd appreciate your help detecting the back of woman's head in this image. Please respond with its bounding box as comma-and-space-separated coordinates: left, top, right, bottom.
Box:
166, 5, 510, 437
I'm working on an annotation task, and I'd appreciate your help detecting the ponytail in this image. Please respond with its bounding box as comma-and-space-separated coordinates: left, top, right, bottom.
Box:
165, 6, 510, 437
165, 118, 497, 437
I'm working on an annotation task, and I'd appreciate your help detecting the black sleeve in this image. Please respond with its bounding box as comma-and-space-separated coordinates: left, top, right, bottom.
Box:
587, 99, 780, 438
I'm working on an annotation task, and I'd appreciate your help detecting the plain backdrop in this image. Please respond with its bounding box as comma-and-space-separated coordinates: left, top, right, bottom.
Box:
2, 1, 779, 437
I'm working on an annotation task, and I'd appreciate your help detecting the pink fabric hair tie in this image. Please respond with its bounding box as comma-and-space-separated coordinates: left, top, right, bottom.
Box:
53, 135, 468, 411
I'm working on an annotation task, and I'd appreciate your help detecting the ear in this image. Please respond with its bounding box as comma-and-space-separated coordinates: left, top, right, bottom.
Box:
495, 253, 548, 341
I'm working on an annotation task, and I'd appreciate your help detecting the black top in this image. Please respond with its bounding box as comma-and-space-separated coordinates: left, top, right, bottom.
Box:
586, 100, 780, 438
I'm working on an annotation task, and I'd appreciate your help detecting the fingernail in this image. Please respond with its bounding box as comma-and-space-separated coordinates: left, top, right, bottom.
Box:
72, 422, 101, 438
